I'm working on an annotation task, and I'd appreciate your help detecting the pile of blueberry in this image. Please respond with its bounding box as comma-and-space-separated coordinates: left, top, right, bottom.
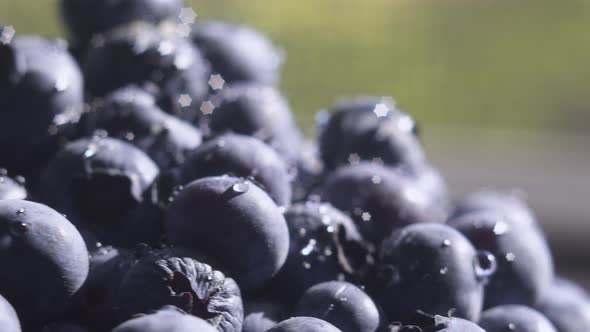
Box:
0, 1, 588, 331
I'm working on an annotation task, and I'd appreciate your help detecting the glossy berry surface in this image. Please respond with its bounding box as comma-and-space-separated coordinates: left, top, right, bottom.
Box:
111, 306, 218, 332
60, 0, 184, 48
0, 36, 83, 173
267, 317, 343, 332
448, 210, 554, 308
192, 21, 284, 85
535, 278, 590, 332
178, 133, 292, 206
318, 97, 424, 171
322, 162, 446, 244
207, 83, 302, 164
294, 281, 381, 332
274, 201, 371, 303
165, 176, 289, 290
0, 200, 89, 327
38, 136, 160, 247
479, 305, 557, 332
83, 23, 209, 122
80, 86, 202, 170
371, 223, 493, 325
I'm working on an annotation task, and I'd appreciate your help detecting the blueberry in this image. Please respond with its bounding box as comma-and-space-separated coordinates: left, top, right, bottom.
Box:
177, 133, 292, 206
242, 295, 286, 332
165, 176, 289, 290
82, 23, 209, 122
207, 83, 302, 164
60, 0, 184, 49
452, 190, 541, 233
267, 317, 343, 332
0, 36, 83, 174
479, 305, 557, 332
535, 278, 590, 332
112, 249, 243, 332
447, 210, 554, 308
371, 223, 493, 325
322, 162, 446, 244
318, 97, 424, 171
0, 170, 27, 200
274, 201, 371, 303
0, 200, 89, 327
191, 21, 284, 85
0, 293, 21, 332
431, 316, 486, 332
80, 86, 202, 169
111, 306, 218, 332
294, 281, 381, 332
38, 136, 161, 247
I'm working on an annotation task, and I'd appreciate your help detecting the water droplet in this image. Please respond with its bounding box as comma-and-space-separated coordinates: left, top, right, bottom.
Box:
302, 262, 311, 269
348, 153, 361, 165
442, 239, 452, 248
439, 267, 449, 275
16, 208, 25, 215
326, 225, 335, 233
324, 248, 333, 256
300, 239, 317, 256
508, 323, 516, 330
474, 251, 497, 281
361, 212, 372, 222
232, 181, 250, 193
493, 221, 510, 235
125, 132, 135, 141
298, 228, 307, 237
371, 175, 382, 184
505, 252, 516, 262
84, 144, 98, 158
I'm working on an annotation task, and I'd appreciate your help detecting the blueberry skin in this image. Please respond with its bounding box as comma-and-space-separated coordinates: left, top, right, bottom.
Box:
0, 294, 21, 332
267, 317, 343, 332
447, 210, 554, 308
178, 133, 292, 206
322, 162, 446, 244
80, 86, 202, 169
60, 0, 184, 48
82, 23, 209, 122
294, 281, 381, 332
165, 176, 290, 291
452, 190, 541, 233
38, 137, 161, 247
535, 278, 590, 332
192, 21, 284, 85
318, 97, 424, 171
112, 250, 243, 332
371, 223, 490, 325
112, 306, 218, 332
242, 295, 286, 332
0, 200, 89, 327
274, 201, 371, 303
479, 305, 557, 332
431, 316, 486, 332
0, 36, 83, 173
0, 171, 27, 200
207, 83, 303, 164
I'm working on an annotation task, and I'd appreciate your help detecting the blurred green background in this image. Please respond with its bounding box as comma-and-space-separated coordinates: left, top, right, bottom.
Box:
2, 0, 589, 132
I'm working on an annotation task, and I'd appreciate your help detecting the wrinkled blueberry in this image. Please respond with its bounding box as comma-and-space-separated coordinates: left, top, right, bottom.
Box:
0, 293, 21, 332
322, 162, 446, 244
479, 305, 557, 332
267, 317, 343, 332
0, 200, 89, 327
535, 278, 590, 332
112, 250, 243, 332
165, 176, 289, 290
192, 21, 284, 86
318, 97, 424, 171
82, 23, 209, 122
112, 306, 218, 332
60, 0, 184, 49
294, 281, 381, 332
38, 136, 161, 247
207, 83, 302, 164
448, 210, 553, 308
274, 201, 371, 303
0, 36, 83, 173
177, 133, 292, 206
371, 223, 492, 325
80, 86, 202, 169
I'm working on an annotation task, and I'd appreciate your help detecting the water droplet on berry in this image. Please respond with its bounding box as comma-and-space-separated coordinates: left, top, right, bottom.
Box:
474, 251, 497, 282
